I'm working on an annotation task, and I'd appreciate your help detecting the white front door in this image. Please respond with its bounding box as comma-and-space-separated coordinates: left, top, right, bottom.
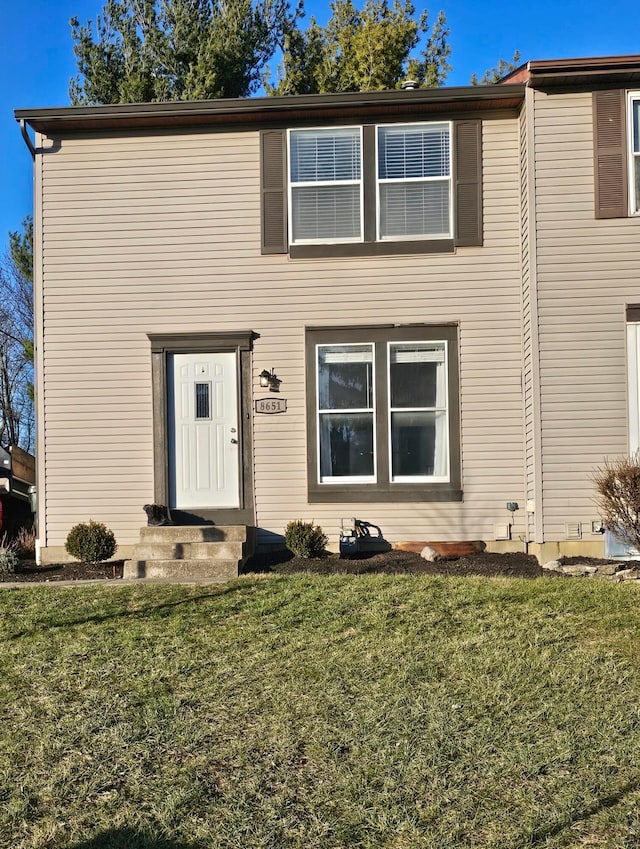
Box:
168, 352, 240, 509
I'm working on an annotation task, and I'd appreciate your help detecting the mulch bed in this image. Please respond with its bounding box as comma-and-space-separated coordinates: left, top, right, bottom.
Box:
1, 560, 124, 582
244, 549, 550, 579
0, 551, 624, 583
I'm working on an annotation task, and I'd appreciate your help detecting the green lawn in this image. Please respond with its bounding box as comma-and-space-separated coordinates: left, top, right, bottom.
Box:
1, 573, 640, 849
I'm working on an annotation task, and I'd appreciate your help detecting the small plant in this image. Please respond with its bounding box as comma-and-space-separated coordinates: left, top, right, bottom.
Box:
593, 452, 640, 551
0, 534, 19, 575
285, 520, 328, 558
65, 521, 117, 564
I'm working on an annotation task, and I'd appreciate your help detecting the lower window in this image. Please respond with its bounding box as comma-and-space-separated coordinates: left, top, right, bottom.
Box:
306, 325, 461, 502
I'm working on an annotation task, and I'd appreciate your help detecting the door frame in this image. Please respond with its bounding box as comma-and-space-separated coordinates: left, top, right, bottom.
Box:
148, 331, 255, 525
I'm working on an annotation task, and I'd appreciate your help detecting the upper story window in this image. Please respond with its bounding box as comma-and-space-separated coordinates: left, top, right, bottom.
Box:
260, 120, 482, 256
377, 123, 452, 240
289, 128, 362, 244
287, 122, 453, 247
629, 93, 640, 214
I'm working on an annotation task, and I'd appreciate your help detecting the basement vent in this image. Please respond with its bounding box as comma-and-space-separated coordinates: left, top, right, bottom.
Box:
494, 523, 511, 541
566, 522, 582, 540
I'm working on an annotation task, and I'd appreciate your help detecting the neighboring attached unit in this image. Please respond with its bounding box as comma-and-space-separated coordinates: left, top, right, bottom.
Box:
0, 445, 35, 538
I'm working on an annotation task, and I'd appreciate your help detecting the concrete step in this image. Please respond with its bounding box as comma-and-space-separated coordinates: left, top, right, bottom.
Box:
139, 525, 248, 544
124, 526, 254, 582
131, 541, 247, 561
123, 558, 238, 581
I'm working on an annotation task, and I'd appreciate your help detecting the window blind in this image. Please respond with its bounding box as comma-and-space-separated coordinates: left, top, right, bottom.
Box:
321, 348, 374, 364
290, 128, 361, 182
377, 124, 451, 239
390, 344, 445, 364
378, 124, 450, 180
380, 182, 450, 238
290, 128, 362, 243
291, 185, 361, 242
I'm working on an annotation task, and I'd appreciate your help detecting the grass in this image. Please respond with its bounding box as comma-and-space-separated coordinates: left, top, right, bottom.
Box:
1, 573, 640, 848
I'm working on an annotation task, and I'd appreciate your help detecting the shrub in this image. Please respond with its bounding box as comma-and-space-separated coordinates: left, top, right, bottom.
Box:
15, 525, 36, 559
593, 452, 640, 551
65, 521, 117, 563
0, 534, 19, 574
285, 520, 328, 558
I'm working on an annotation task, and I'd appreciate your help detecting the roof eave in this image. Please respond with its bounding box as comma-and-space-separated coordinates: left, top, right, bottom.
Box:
527, 54, 640, 89
15, 85, 526, 134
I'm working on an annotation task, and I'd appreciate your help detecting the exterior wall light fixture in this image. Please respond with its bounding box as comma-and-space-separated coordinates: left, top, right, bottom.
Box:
259, 368, 282, 392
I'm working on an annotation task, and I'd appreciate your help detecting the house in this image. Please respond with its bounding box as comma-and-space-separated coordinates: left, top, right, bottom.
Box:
0, 444, 35, 537
15, 54, 640, 574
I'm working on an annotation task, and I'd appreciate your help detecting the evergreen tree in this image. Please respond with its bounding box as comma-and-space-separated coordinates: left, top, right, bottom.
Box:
266, 0, 451, 95
470, 50, 521, 86
70, 0, 299, 103
70, 0, 452, 102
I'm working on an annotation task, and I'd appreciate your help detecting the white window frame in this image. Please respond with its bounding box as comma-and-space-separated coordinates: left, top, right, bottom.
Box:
627, 321, 640, 453
315, 339, 452, 486
628, 92, 640, 216
387, 340, 450, 483
287, 126, 364, 246
316, 342, 376, 484
375, 121, 453, 241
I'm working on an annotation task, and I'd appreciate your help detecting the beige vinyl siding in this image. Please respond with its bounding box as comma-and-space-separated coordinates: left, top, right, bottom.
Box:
520, 95, 534, 540
533, 89, 640, 540
520, 88, 543, 543
39, 119, 524, 549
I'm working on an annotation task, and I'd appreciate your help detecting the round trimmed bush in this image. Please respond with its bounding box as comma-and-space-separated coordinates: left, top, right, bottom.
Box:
0, 546, 19, 575
65, 520, 117, 563
285, 520, 328, 558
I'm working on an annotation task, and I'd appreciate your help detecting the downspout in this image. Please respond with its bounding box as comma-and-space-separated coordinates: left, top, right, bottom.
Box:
18, 118, 42, 560
20, 120, 36, 160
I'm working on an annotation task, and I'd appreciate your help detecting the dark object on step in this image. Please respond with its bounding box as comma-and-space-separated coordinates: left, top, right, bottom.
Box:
143, 504, 173, 526
340, 518, 391, 557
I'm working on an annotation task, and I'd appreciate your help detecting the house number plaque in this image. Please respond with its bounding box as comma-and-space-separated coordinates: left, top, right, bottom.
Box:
255, 398, 287, 414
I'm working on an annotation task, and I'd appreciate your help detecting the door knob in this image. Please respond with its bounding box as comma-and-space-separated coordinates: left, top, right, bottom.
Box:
230, 438, 238, 444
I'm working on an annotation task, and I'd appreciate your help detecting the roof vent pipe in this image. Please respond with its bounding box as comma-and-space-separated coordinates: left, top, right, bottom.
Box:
401, 79, 419, 90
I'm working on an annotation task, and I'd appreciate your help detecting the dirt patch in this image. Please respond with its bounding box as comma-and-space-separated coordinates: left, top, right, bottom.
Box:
1, 560, 124, 582
244, 549, 549, 579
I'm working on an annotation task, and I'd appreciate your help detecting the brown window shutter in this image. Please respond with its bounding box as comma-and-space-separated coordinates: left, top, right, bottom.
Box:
260, 130, 287, 254
454, 120, 483, 247
593, 89, 627, 219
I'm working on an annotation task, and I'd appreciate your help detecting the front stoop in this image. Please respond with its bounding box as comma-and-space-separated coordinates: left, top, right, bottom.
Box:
123, 525, 255, 581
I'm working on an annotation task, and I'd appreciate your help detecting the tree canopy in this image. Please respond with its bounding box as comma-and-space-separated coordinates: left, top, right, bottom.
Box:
70, 0, 456, 102
266, 0, 451, 95
70, 0, 299, 103
470, 50, 521, 86
71, 0, 522, 102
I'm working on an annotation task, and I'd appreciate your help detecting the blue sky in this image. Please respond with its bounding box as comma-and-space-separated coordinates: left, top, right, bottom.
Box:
3, 0, 640, 248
